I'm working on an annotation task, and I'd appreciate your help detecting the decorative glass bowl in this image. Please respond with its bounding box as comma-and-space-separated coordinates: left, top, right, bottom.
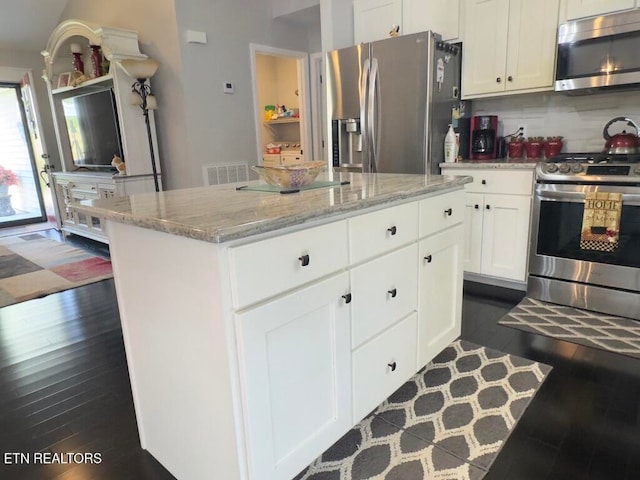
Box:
252, 162, 326, 188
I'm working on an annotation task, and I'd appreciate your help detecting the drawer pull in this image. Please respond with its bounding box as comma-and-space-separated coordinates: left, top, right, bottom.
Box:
444, 208, 452, 216
341, 293, 352, 304
387, 288, 397, 298
424, 255, 432, 263
486, 205, 491, 210
496, 77, 502, 83
474, 204, 479, 209
481, 179, 487, 185
387, 226, 397, 235
387, 361, 397, 372
298, 254, 310, 266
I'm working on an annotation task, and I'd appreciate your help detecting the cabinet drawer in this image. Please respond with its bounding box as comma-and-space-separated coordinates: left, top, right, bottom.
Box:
349, 201, 419, 264
280, 153, 304, 165
351, 244, 418, 348
419, 189, 464, 238
446, 169, 534, 195
352, 312, 418, 422
230, 220, 349, 309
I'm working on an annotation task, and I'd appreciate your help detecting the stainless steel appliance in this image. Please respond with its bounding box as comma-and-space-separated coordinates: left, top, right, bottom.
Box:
556, 10, 640, 94
528, 153, 640, 319
327, 32, 462, 174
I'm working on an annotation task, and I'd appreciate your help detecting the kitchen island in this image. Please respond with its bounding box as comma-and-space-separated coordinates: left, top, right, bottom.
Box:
76, 172, 471, 480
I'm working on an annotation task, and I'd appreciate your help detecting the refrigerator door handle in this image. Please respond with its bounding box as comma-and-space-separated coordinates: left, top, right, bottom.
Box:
360, 58, 370, 172
368, 57, 379, 173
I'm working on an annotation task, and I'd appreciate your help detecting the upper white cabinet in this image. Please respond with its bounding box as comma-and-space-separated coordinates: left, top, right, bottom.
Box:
565, 0, 636, 20
402, 0, 461, 41
353, 0, 403, 44
353, 0, 461, 44
462, 0, 560, 98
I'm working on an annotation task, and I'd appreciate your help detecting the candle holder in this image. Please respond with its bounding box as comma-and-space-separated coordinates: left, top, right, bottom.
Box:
90, 45, 103, 77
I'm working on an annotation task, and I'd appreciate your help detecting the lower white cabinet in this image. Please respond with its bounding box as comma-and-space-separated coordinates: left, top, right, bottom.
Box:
352, 313, 418, 422
106, 187, 465, 480
236, 273, 352, 480
418, 226, 464, 367
442, 167, 534, 283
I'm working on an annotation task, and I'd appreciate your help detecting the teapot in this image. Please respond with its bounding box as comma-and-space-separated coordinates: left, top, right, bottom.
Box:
603, 117, 640, 154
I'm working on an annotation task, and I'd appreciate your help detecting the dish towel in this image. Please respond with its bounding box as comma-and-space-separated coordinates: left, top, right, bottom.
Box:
580, 191, 622, 252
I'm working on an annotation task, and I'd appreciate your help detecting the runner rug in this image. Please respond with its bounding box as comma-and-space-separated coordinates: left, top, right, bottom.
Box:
0, 233, 112, 307
498, 297, 640, 359
295, 339, 551, 480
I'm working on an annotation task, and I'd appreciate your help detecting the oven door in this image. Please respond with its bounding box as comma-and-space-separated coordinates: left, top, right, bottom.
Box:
529, 182, 640, 293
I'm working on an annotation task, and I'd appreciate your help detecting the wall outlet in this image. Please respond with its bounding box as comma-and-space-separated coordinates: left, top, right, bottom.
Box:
517, 125, 527, 139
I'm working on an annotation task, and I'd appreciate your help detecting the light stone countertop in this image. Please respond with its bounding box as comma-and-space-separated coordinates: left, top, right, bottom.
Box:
439, 160, 537, 169
75, 172, 472, 243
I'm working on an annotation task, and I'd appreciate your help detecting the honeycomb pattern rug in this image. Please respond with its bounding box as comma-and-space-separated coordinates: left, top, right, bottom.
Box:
0, 233, 112, 307
498, 297, 640, 359
295, 339, 551, 480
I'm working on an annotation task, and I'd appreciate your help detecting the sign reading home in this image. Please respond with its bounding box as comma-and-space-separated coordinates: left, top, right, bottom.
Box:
580, 191, 622, 252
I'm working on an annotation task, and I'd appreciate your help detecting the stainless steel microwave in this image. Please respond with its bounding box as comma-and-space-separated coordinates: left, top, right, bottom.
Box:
556, 10, 640, 94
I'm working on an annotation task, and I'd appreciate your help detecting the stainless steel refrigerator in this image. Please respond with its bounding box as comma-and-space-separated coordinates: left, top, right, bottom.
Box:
327, 31, 462, 175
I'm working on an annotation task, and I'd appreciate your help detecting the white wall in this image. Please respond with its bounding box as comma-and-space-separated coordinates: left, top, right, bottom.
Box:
320, 0, 353, 51
473, 90, 640, 153
59, 0, 188, 189
173, 0, 313, 186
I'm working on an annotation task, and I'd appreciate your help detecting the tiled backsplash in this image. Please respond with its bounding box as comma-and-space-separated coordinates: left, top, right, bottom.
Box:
472, 90, 640, 153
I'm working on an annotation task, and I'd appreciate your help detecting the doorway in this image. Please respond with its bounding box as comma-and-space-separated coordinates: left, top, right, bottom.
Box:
0, 82, 47, 228
250, 44, 313, 166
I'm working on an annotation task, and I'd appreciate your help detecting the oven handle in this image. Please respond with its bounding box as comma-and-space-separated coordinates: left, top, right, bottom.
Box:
536, 186, 640, 205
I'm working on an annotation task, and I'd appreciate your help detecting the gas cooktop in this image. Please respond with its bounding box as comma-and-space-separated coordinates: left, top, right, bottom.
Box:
537, 152, 640, 183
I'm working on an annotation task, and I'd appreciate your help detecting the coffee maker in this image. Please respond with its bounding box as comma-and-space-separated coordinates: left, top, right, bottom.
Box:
470, 115, 498, 160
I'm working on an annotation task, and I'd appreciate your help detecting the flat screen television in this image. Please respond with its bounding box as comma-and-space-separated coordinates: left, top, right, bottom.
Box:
61, 88, 123, 169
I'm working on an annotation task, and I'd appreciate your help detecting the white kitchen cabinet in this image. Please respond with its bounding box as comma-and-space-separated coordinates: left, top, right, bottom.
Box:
236, 273, 352, 480
442, 167, 534, 284
352, 313, 418, 421
565, 0, 635, 20
418, 225, 463, 367
102, 184, 466, 480
353, 0, 403, 44
462, 0, 560, 98
402, 0, 461, 41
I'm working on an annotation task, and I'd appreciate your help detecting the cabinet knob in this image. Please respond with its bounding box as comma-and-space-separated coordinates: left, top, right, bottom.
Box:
496, 77, 502, 83
481, 179, 487, 185
508, 75, 513, 82
387, 226, 397, 235
387, 361, 397, 372
474, 204, 479, 209
444, 208, 453, 216
486, 205, 491, 210
298, 254, 310, 266
387, 288, 397, 298
341, 293, 352, 304
424, 254, 432, 263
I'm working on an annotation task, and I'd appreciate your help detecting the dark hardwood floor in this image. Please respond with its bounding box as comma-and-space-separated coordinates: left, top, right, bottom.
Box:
0, 242, 638, 480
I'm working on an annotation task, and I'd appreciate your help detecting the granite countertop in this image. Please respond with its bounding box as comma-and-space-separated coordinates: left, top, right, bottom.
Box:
439, 160, 537, 169
75, 172, 471, 243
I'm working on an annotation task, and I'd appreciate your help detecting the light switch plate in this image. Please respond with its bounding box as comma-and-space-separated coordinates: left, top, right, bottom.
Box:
185, 30, 207, 44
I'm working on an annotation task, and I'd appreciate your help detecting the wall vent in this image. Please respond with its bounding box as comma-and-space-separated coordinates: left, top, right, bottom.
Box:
203, 163, 249, 186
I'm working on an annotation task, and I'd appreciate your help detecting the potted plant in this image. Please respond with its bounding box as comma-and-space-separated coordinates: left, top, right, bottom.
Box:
508, 135, 525, 159
544, 136, 564, 158
0, 166, 18, 195
524, 136, 544, 159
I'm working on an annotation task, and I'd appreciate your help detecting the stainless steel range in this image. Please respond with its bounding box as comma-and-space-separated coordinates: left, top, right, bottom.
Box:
528, 153, 640, 319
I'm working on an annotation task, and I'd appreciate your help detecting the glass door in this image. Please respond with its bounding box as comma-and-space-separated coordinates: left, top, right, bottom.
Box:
0, 83, 46, 227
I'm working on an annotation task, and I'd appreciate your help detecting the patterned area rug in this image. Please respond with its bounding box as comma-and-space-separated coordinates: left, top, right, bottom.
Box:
295, 340, 551, 480
0, 233, 112, 307
499, 297, 640, 359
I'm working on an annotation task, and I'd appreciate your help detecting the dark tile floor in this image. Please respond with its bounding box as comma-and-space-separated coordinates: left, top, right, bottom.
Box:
0, 229, 637, 480
462, 281, 640, 480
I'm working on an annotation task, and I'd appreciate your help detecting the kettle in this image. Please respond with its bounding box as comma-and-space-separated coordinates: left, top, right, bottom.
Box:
603, 117, 640, 154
